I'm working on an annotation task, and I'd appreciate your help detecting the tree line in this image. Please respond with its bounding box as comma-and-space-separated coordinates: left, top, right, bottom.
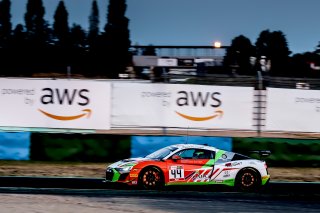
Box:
0, 0, 131, 78
224, 30, 320, 78
1, 0, 319, 79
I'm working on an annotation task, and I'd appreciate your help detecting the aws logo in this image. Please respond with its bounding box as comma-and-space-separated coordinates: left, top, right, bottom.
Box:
38, 88, 91, 121
175, 91, 223, 121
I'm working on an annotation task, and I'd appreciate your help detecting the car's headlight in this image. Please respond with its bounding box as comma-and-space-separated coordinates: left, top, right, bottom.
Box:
106, 167, 113, 173
115, 166, 133, 174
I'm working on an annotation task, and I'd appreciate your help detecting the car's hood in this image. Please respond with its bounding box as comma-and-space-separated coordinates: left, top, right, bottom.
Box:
108, 157, 156, 168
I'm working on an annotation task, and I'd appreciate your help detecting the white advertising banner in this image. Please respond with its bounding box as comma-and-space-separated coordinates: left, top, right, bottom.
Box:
0, 79, 111, 130
266, 88, 320, 132
112, 83, 254, 130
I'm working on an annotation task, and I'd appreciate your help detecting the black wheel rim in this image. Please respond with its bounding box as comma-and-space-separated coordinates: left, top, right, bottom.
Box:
241, 172, 255, 187
142, 169, 160, 188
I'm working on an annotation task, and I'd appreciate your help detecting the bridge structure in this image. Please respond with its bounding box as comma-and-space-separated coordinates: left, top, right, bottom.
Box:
129, 45, 229, 80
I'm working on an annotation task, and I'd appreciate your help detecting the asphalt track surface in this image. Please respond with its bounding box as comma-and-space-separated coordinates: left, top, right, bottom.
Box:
0, 177, 319, 212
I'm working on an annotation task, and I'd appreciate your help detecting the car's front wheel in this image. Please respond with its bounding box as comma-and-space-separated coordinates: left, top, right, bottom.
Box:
235, 168, 260, 192
138, 167, 164, 190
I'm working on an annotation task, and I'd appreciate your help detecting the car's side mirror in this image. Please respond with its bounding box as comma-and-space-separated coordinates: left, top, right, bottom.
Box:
172, 155, 181, 161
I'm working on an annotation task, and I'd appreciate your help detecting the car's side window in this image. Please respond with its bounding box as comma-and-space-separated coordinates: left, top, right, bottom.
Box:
192, 149, 215, 159
175, 149, 195, 159
174, 149, 215, 159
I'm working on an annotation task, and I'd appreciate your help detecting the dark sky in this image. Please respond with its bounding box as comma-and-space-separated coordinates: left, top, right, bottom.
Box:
10, 0, 320, 54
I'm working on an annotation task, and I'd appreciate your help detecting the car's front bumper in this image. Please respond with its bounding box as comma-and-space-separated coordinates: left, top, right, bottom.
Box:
105, 168, 139, 185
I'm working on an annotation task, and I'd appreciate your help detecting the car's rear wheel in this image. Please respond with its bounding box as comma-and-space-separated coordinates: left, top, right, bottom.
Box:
235, 168, 260, 192
138, 167, 164, 190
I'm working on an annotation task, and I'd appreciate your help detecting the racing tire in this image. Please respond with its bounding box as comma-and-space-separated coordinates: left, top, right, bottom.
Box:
235, 168, 261, 192
138, 167, 164, 190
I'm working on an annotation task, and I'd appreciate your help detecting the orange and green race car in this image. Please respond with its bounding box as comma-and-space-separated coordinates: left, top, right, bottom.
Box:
104, 143, 270, 191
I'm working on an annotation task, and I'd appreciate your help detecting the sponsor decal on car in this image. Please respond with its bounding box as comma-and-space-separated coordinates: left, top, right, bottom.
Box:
223, 170, 230, 178
232, 162, 242, 166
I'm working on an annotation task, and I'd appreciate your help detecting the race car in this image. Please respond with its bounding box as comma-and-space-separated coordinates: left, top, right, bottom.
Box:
104, 143, 270, 191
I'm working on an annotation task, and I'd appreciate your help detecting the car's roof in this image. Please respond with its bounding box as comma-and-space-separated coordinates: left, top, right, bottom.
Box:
167, 143, 219, 151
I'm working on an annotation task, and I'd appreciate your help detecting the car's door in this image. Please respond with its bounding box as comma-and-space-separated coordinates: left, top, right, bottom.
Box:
165, 148, 215, 184
165, 149, 195, 183
189, 149, 216, 183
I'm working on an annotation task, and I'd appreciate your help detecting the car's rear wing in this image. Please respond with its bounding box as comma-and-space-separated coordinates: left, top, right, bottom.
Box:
249, 150, 271, 156
249, 150, 271, 159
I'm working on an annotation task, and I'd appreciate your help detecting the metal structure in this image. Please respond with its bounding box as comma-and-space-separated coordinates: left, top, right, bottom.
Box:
130, 45, 228, 57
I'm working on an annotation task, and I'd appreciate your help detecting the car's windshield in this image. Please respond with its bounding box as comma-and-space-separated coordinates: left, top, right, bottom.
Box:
144, 146, 179, 159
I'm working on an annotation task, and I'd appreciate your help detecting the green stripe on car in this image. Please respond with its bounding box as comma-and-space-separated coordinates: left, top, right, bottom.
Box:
202, 150, 225, 168
112, 169, 121, 181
